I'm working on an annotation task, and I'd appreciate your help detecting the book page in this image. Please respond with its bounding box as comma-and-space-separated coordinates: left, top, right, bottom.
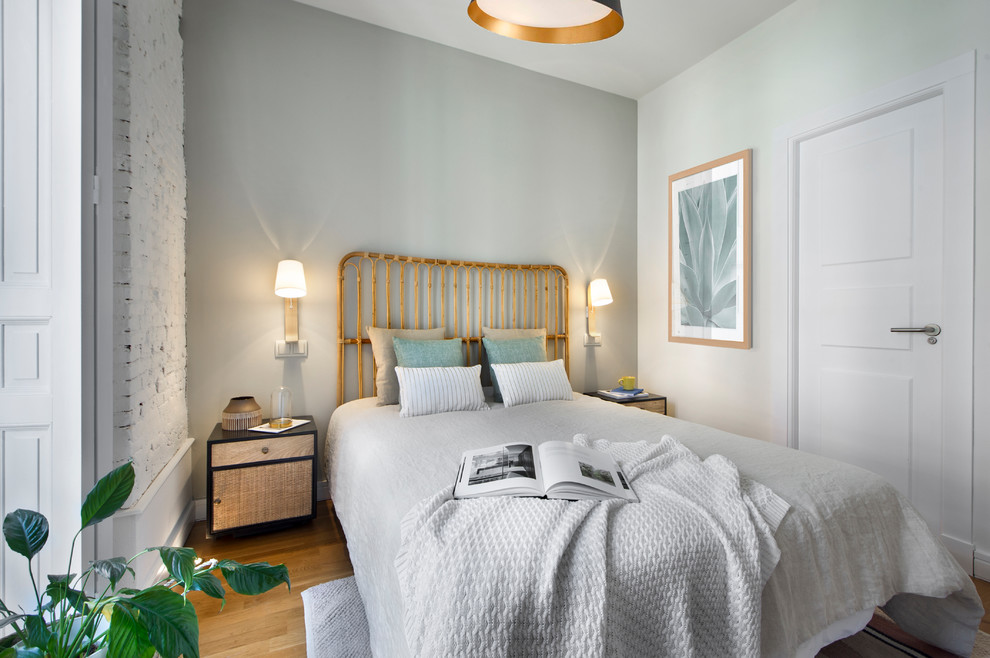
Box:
538, 441, 634, 500
453, 442, 544, 498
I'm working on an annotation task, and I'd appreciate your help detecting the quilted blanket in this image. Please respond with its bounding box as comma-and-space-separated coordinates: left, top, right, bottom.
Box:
395, 434, 790, 657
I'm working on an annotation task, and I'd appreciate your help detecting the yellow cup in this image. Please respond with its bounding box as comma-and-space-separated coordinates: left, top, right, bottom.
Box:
618, 376, 636, 390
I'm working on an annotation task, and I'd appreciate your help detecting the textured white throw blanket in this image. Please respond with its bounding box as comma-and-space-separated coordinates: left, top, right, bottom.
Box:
395, 434, 790, 657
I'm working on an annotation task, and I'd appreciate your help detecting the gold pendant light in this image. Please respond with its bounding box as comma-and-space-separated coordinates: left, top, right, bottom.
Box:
468, 0, 623, 44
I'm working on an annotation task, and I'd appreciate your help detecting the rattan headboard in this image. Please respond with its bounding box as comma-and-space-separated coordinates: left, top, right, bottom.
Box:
337, 252, 569, 405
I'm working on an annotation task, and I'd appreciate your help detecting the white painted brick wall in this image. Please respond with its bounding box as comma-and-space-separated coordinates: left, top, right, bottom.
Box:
113, 0, 187, 505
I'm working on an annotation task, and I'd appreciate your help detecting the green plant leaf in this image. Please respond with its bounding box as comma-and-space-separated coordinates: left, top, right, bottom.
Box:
3, 510, 49, 560
81, 462, 135, 529
109, 602, 156, 658
22, 615, 48, 649
44, 581, 90, 614
0, 614, 25, 633
10, 648, 43, 658
218, 560, 290, 596
189, 572, 225, 608
91, 557, 133, 589
155, 547, 198, 592
119, 587, 198, 658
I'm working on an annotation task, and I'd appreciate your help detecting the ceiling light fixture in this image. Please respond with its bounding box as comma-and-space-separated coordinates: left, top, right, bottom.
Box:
468, 0, 623, 44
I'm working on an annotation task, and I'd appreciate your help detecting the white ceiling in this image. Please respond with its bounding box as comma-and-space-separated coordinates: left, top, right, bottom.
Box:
294, 0, 798, 99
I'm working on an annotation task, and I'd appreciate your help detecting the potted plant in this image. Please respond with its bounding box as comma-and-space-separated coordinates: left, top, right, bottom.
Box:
0, 462, 290, 658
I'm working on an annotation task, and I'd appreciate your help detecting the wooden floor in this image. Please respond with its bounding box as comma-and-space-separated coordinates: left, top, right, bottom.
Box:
975, 578, 990, 634
183, 501, 352, 657
186, 501, 990, 655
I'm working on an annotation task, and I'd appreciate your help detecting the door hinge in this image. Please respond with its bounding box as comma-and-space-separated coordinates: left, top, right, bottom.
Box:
91, 175, 99, 206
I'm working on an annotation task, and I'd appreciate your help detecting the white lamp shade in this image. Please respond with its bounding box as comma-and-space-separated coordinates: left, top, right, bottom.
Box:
275, 260, 307, 298
588, 278, 613, 307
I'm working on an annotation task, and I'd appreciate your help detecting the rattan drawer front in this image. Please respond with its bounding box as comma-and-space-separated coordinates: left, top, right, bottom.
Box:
628, 399, 667, 414
212, 434, 314, 467
211, 460, 312, 532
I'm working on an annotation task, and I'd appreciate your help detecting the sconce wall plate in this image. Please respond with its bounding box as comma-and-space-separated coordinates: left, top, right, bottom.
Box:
275, 339, 308, 359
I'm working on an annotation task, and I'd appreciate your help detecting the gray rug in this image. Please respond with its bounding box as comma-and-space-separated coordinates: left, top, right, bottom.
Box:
301, 576, 372, 657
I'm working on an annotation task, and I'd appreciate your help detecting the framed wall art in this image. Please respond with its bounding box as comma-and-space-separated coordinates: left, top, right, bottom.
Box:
668, 149, 751, 349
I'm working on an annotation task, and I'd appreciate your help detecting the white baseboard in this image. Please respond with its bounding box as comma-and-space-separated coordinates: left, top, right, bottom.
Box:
940, 534, 975, 575
114, 438, 195, 588
974, 550, 990, 581
193, 479, 330, 522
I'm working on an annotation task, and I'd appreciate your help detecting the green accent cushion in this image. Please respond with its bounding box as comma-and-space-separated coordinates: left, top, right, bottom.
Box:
393, 337, 465, 368
481, 336, 547, 403
480, 327, 547, 386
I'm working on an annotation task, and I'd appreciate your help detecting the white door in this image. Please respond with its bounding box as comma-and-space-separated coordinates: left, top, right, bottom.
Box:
0, 0, 82, 612
793, 69, 975, 568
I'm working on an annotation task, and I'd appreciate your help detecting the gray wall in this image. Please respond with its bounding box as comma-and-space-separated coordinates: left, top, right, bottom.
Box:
183, 0, 638, 498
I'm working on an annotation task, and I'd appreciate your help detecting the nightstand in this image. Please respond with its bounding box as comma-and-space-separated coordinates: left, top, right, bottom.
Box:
585, 391, 667, 415
207, 415, 317, 536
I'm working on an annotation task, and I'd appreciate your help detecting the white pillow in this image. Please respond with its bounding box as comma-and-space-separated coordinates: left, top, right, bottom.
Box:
394, 364, 488, 418
489, 360, 573, 407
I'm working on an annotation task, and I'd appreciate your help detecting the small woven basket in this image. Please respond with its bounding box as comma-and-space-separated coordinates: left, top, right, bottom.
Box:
221, 396, 262, 431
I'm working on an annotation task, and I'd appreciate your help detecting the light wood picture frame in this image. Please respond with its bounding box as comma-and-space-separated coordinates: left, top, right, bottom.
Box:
668, 149, 752, 349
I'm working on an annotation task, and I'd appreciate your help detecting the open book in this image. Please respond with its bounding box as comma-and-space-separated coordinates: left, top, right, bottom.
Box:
453, 441, 637, 501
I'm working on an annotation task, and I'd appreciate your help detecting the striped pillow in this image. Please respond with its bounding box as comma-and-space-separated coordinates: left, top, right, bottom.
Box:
394, 364, 488, 418
489, 360, 573, 407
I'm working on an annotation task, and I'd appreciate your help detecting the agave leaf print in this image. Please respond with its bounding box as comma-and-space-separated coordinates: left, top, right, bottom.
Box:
677, 176, 738, 329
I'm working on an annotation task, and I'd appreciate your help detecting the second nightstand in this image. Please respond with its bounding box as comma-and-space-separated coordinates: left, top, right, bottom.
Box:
585, 391, 667, 415
207, 415, 317, 536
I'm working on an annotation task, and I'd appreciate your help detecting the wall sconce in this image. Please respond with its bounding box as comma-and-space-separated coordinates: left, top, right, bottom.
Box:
585, 278, 613, 347
274, 260, 308, 358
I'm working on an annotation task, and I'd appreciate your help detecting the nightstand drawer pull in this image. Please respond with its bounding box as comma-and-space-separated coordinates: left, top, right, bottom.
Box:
214, 498, 222, 505
261, 446, 269, 454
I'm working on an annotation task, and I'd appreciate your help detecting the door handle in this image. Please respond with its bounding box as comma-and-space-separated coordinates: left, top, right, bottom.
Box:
890, 323, 941, 336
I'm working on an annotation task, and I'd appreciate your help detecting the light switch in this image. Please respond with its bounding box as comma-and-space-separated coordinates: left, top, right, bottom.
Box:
275, 340, 308, 358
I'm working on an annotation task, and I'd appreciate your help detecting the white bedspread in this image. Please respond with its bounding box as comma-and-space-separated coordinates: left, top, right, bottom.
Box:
327, 394, 983, 657
396, 435, 790, 657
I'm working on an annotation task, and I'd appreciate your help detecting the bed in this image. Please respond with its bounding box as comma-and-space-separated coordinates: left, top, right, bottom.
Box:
327, 252, 983, 657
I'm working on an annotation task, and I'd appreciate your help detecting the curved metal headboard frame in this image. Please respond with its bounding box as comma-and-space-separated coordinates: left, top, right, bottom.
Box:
337, 251, 569, 405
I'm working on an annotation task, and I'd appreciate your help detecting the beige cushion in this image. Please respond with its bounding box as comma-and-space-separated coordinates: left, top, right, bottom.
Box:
367, 326, 446, 405
480, 327, 547, 386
